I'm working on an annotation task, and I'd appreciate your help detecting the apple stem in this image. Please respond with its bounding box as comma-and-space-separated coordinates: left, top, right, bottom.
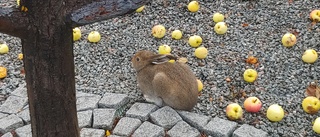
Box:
253, 99, 257, 103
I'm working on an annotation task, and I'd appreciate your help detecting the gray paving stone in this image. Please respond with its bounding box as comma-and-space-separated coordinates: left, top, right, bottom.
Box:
1, 132, 13, 137
0, 114, 23, 134
167, 121, 200, 137
132, 121, 165, 137
77, 95, 101, 111
233, 124, 268, 137
113, 117, 141, 136
15, 124, 32, 137
126, 103, 158, 121
11, 86, 27, 98
150, 106, 182, 129
80, 128, 105, 137
108, 135, 123, 137
178, 110, 211, 131
77, 110, 93, 128
92, 108, 116, 130
0, 112, 8, 119
0, 96, 28, 114
16, 108, 30, 124
203, 117, 238, 137
98, 93, 130, 109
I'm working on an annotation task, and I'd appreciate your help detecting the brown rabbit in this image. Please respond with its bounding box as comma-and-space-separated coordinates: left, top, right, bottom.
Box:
131, 50, 198, 111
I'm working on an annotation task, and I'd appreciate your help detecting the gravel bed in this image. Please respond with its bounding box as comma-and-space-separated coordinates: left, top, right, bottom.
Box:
1, 0, 320, 136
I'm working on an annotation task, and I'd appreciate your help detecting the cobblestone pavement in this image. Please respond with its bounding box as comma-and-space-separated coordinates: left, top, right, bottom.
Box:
0, 86, 268, 137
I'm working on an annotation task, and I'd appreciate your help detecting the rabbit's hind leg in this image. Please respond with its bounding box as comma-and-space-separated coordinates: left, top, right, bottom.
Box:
143, 94, 163, 107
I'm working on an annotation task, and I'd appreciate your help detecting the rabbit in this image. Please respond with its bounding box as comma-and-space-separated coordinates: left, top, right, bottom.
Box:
131, 50, 198, 111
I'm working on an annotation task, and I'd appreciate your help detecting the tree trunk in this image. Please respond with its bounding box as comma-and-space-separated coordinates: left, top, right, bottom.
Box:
21, 1, 79, 136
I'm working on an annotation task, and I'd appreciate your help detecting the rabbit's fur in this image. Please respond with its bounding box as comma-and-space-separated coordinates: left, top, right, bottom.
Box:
131, 50, 198, 111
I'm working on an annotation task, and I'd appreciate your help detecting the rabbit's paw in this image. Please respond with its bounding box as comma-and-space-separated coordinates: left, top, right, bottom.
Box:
144, 94, 163, 106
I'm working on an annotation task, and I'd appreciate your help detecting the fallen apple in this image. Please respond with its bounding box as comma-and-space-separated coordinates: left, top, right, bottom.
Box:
136, 5, 145, 13
214, 22, 228, 35
177, 57, 188, 64
281, 33, 296, 47
87, 31, 101, 43
243, 97, 262, 113
194, 47, 208, 59
266, 104, 284, 122
158, 44, 171, 55
302, 96, 320, 114
171, 30, 183, 40
0, 42, 9, 54
18, 53, 23, 60
310, 10, 320, 22
243, 69, 258, 83
226, 103, 243, 120
187, 1, 199, 12
302, 49, 318, 64
188, 35, 202, 48
197, 79, 203, 92
212, 12, 224, 23
0, 66, 7, 79
152, 25, 166, 39
73, 27, 81, 41
313, 117, 320, 134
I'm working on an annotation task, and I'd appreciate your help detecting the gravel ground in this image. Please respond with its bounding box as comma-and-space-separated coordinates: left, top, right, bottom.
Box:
1, 0, 320, 136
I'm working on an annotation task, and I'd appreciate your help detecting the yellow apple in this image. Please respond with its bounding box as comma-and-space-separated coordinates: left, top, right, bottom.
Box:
226, 103, 243, 120
0, 66, 7, 79
197, 79, 203, 92
187, 1, 199, 12
212, 12, 224, 23
243, 97, 262, 113
214, 22, 228, 35
310, 10, 320, 22
136, 5, 145, 13
313, 117, 320, 134
171, 30, 183, 40
152, 25, 166, 39
194, 47, 208, 59
73, 27, 81, 41
0, 43, 9, 54
281, 33, 296, 47
266, 104, 284, 122
87, 31, 101, 43
188, 35, 202, 48
18, 53, 23, 60
302, 96, 320, 114
243, 69, 258, 83
302, 49, 318, 64
177, 57, 188, 63
158, 44, 171, 55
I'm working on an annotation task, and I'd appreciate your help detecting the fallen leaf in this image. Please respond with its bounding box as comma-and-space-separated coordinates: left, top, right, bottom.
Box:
291, 29, 299, 37
20, 67, 25, 75
306, 82, 318, 97
251, 118, 260, 126
246, 56, 258, 64
316, 86, 320, 99
242, 23, 249, 27
225, 77, 231, 82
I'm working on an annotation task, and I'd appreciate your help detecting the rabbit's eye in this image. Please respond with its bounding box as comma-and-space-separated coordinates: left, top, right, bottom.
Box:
136, 57, 140, 61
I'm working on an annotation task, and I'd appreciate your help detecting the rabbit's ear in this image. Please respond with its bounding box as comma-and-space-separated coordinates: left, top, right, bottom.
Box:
151, 54, 177, 64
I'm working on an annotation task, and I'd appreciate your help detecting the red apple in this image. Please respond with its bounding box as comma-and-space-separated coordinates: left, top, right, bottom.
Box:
243, 97, 262, 113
